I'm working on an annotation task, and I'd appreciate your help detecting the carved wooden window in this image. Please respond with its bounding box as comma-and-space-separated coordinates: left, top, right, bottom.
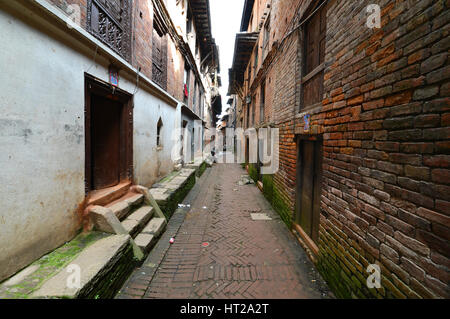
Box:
152, 13, 168, 90
301, 2, 327, 109
87, 0, 132, 61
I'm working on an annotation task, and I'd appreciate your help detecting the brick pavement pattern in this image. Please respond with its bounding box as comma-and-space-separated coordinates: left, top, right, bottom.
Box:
117, 163, 331, 299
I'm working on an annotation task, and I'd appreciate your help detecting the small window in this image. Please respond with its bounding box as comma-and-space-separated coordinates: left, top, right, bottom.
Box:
260, 81, 266, 123
193, 81, 198, 111
254, 46, 258, 73
263, 15, 271, 60
301, 1, 327, 109
157, 118, 163, 147
251, 95, 256, 126
184, 63, 191, 103
246, 105, 250, 128
152, 11, 167, 90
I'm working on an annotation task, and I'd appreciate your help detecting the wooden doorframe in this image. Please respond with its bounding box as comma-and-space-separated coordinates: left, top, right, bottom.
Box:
84, 73, 133, 194
294, 134, 323, 251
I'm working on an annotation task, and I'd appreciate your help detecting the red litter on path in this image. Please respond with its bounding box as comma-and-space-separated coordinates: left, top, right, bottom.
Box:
169, 238, 175, 244
202, 242, 209, 247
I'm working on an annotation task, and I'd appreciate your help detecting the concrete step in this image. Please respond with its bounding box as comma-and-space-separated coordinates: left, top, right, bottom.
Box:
134, 233, 156, 254
134, 217, 166, 254
141, 217, 166, 238
32, 234, 132, 299
107, 193, 144, 221
121, 206, 154, 238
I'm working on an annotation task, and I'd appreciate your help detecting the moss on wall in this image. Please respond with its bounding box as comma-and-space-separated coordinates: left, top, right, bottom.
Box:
85, 243, 136, 299
248, 163, 259, 183
197, 162, 207, 177
161, 173, 196, 219
262, 174, 274, 203
0, 232, 108, 299
271, 187, 292, 228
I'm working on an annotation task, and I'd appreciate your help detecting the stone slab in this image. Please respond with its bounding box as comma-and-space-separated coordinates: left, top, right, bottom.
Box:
90, 206, 126, 234
32, 234, 130, 299
142, 218, 166, 237
125, 194, 144, 207
121, 207, 152, 237
127, 206, 154, 222
1, 265, 39, 287
109, 201, 130, 221
134, 234, 156, 253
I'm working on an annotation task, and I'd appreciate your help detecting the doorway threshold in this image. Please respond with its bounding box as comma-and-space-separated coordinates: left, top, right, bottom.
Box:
87, 181, 132, 207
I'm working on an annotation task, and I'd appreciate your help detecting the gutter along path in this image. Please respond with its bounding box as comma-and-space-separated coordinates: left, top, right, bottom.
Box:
116, 163, 331, 299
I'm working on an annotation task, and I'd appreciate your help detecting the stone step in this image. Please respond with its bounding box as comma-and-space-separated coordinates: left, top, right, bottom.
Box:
32, 234, 131, 299
134, 233, 156, 254
141, 218, 166, 238
107, 193, 144, 221
135, 217, 166, 254
121, 206, 154, 238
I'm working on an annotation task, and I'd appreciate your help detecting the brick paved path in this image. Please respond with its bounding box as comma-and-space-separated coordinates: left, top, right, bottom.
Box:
117, 163, 331, 299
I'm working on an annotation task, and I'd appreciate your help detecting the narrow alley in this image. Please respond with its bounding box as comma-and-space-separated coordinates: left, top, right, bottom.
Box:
0, 0, 449, 304
117, 161, 330, 299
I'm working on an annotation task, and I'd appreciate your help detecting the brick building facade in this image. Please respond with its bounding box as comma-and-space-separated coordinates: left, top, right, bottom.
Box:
229, 0, 449, 298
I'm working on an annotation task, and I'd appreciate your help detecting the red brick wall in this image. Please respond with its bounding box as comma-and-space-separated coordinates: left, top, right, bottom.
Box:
313, 0, 449, 299
242, 0, 449, 298
134, 0, 154, 79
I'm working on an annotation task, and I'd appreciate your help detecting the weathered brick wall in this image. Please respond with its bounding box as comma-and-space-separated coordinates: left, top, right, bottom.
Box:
245, 0, 450, 299
167, 40, 185, 102
47, 0, 88, 27
286, 0, 449, 298
134, 0, 154, 79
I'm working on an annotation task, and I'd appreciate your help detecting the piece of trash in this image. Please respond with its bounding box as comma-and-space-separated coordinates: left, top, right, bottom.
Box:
178, 204, 186, 208
203, 206, 207, 209
251, 213, 272, 221
169, 238, 175, 244
202, 242, 210, 247
238, 175, 254, 185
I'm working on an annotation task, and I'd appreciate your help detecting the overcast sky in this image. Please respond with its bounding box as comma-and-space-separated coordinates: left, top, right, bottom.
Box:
209, 0, 245, 113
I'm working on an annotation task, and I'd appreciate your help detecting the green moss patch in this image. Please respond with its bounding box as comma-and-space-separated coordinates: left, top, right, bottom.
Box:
197, 162, 207, 177
159, 170, 179, 184
0, 231, 108, 299
248, 164, 259, 183
262, 174, 274, 203
271, 187, 292, 228
160, 173, 196, 219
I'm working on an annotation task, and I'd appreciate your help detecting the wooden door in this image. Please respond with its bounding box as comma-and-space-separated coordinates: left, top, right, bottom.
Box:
91, 94, 121, 189
296, 138, 323, 243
